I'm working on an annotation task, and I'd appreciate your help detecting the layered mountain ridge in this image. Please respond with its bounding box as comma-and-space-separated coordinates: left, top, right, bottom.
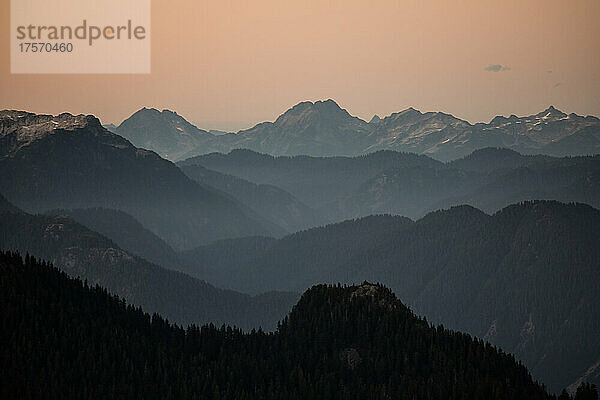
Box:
181, 147, 600, 223
0, 199, 297, 330
180, 200, 600, 392
115, 100, 600, 161
0, 110, 283, 250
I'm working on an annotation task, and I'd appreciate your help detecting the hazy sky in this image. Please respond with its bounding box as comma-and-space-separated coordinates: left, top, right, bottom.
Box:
1, 0, 599, 131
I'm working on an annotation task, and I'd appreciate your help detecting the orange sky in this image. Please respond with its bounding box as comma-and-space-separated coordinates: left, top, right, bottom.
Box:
1, 0, 599, 130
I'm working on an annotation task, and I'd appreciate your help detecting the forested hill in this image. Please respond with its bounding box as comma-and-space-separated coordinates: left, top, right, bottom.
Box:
4, 251, 594, 399
180, 200, 600, 392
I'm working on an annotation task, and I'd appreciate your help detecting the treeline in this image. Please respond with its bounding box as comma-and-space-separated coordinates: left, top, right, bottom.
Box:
2, 251, 597, 399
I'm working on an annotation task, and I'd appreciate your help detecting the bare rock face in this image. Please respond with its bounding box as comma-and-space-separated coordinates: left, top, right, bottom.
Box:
350, 283, 383, 299
0, 110, 128, 157
350, 282, 397, 311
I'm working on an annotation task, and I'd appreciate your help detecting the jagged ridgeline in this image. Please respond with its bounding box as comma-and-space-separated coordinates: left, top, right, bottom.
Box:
2, 251, 582, 400
117, 101, 600, 162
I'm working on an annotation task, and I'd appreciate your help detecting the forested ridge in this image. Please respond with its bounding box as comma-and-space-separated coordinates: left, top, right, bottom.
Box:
4, 251, 598, 399
0, 209, 298, 330
181, 200, 600, 391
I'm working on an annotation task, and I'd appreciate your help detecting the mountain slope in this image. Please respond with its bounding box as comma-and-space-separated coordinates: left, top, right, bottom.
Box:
180, 149, 443, 210
180, 215, 411, 292
46, 207, 182, 270
444, 154, 600, 213
0, 193, 17, 213
115, 107, 217, 160
0, 209, 298, 330
182, 201, 600, 392
180, 164, 323, 232
1, 253, 559, 399
225, 99, 372, 157
0, 110, 282, 249
181, 148, 600, 222
541, 125, 600, 157
448, 147, 553, 173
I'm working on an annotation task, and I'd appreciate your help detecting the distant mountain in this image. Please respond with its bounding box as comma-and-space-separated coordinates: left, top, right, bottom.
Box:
224, 99, 372, 157
0, 110, 283, 249
446, 155, 600, 213
179, 149, 443, 212
179, 236, 277, 289
2, 254, 560, 399
0, 207, 298, 330
542, 125, 600, 157
181, 201, 600, 392
363, 107, 476, 158
361, 105, 600, 160
102, 123, 118, 133
180, 148, 600, 222
179, 164, 323, 232
129, 100, 599, 161
46, 207, 182, 270
448, 147, 553, 173
180, 215, 411, 292
115, 108, 218, 161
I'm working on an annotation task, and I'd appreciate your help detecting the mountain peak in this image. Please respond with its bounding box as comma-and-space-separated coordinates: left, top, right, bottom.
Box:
287, 99, 343, 112
137, 107, 160, 115
402, 106, 420, 114
291, 283, 403, 323
381, 107, 424, 123
0, 111, 104, 146
128, 107, 187, 121
115, 107, 213, 160
535, 105, 567, 119
274, 99, 353, 126
350, 282, 397, 308
369, 114, 381, 124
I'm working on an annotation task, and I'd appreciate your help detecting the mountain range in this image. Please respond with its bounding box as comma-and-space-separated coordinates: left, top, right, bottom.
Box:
179, 201, 600, 392
180, 147, 600, 223
115, 100, 600, 161
0, 200, 298, 330
0, 110, 282, 250
2, 107, 599, 395
179, 164, 322, 233
4, 110, 596, 244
